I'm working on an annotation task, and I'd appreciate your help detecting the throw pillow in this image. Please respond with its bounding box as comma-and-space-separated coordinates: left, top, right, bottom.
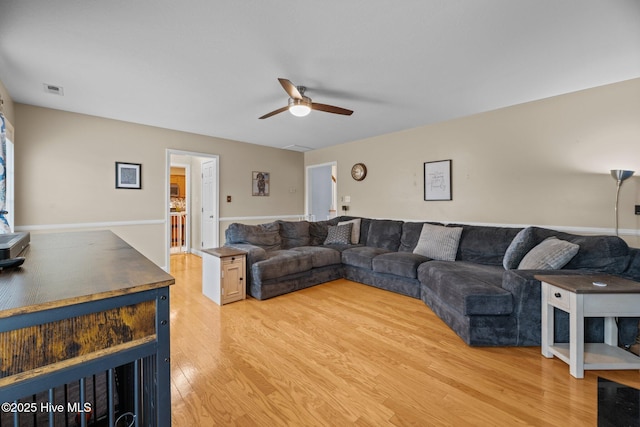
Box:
338, 218, 362, 244
517, 237, 579, 270
413, 223, 463, 261
324, 223, 353, 245
503, 227, 537, 270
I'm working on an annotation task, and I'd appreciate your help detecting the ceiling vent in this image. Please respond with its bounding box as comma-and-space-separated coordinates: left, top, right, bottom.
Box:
283, 144, 313, 152
43, 83, 64, 96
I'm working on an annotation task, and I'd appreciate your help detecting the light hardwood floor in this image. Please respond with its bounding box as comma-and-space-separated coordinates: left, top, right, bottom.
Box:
169, 254, 640, 426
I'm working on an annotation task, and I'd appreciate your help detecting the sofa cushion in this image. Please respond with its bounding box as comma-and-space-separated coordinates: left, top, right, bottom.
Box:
621, 247, 640, 281
342, 246, 391, 269
398, 221, 443, 252
308, 218, 341, 246
290, 246, 341, 268
324, 223, 353, 245
252, 250, 312, 281
366, 219, 403, 251
418, 261, 513, 316
517, 227, 629, 273
413, 223, 462, 261
338, 218, 362, 244
503, 227, 536, 269
452, 224, 523, 266
518, 237, 579, 270
278, 221, 310, 249
372, 252, 430, 279
225, 222, 281, 251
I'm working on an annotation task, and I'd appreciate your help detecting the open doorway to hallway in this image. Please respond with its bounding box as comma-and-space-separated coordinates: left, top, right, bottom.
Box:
169, 163, 189, 254
306, 162, 337, 221
166, 150, 219, 274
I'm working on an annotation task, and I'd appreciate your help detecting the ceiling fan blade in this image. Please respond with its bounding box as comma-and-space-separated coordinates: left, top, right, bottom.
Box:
259, 105, 289, 119
278, 78, 303, 99
311, 103, 353, 116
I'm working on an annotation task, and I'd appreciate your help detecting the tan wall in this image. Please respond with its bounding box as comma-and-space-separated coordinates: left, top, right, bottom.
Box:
13, 104, 305, 267
305, 78, 640, 247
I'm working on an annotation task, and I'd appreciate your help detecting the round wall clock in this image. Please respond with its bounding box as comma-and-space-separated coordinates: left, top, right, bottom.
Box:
351, 163, 367, 181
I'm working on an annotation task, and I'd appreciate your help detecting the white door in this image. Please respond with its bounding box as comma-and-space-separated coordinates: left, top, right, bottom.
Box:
307, 162, 337, 221
201, 160, 217, 248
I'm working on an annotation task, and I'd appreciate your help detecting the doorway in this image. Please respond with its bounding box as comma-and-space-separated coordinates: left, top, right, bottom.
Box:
169, 163, 189, 254
166, 150, 219, 273
306, 162, 337, 221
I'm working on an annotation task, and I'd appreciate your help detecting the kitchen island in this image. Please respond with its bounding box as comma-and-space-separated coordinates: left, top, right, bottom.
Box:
0, 230, 174, 426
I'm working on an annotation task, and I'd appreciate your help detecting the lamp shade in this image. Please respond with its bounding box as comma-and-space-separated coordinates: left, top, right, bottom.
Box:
610, 169, 635, 182
288, 98, 311, 117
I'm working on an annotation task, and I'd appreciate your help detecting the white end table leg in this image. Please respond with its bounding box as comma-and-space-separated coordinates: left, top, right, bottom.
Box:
569, 293, 584, 378
541, 283, 554, 358
604, 316, 618, 346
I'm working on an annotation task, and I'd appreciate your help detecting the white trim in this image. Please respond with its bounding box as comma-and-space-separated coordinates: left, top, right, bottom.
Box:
220, 215, 303, 222
16, 218, 636, 239
16, 219, 164, 232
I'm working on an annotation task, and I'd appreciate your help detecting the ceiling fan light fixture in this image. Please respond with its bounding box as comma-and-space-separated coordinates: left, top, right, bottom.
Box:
288, 97, 311, 117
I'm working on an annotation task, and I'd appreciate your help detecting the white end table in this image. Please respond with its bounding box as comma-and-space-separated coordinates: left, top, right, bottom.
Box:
537, 274, 640, 378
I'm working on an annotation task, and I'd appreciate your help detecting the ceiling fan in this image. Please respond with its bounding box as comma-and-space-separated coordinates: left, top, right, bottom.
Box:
259, 78, 353, 119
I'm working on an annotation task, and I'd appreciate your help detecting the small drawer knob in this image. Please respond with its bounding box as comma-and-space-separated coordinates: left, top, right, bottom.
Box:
554, 292, 561, 298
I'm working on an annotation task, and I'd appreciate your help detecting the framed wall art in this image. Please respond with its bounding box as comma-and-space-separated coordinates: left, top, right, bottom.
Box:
252, 171, 270, 196
424, 159, 451, 201
115, 162, 142, 189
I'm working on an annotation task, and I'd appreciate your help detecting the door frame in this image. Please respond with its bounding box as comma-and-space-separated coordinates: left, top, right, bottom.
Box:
165, 149, 219, 273
305, 161, 338, 221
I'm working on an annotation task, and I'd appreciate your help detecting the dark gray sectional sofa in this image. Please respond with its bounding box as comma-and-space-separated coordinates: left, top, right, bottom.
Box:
224, 216, 639, 347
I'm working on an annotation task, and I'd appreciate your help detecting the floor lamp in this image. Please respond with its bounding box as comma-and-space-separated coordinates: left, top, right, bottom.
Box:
611, 169, 635, 236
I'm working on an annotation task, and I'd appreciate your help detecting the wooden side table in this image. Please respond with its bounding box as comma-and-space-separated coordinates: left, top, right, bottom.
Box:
537, 274, 640, 378
202, 247, 247, 305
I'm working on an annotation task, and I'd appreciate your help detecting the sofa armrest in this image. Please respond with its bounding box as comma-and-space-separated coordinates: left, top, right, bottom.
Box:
502, 269, 639, 346
501, 269, 588, 345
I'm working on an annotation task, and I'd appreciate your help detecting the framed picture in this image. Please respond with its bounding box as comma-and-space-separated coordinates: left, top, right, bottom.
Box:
424, 160, 452, 201
115, 162, 142, 189
252, 171, 270, 196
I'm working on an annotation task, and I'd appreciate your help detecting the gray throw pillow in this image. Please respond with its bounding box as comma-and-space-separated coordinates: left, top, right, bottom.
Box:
413, 223, 463, 261
503, 227, 537, 270
517, 237, 579, 270
338, 218, 361, 244
324, 223, 353, 245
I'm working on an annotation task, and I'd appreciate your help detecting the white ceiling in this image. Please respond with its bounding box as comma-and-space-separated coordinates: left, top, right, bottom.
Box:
0, 1, 639, 151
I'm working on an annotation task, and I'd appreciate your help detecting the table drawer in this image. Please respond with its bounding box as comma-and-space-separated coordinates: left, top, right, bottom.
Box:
223, 255, 244, 266
547, 285, 571, 310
